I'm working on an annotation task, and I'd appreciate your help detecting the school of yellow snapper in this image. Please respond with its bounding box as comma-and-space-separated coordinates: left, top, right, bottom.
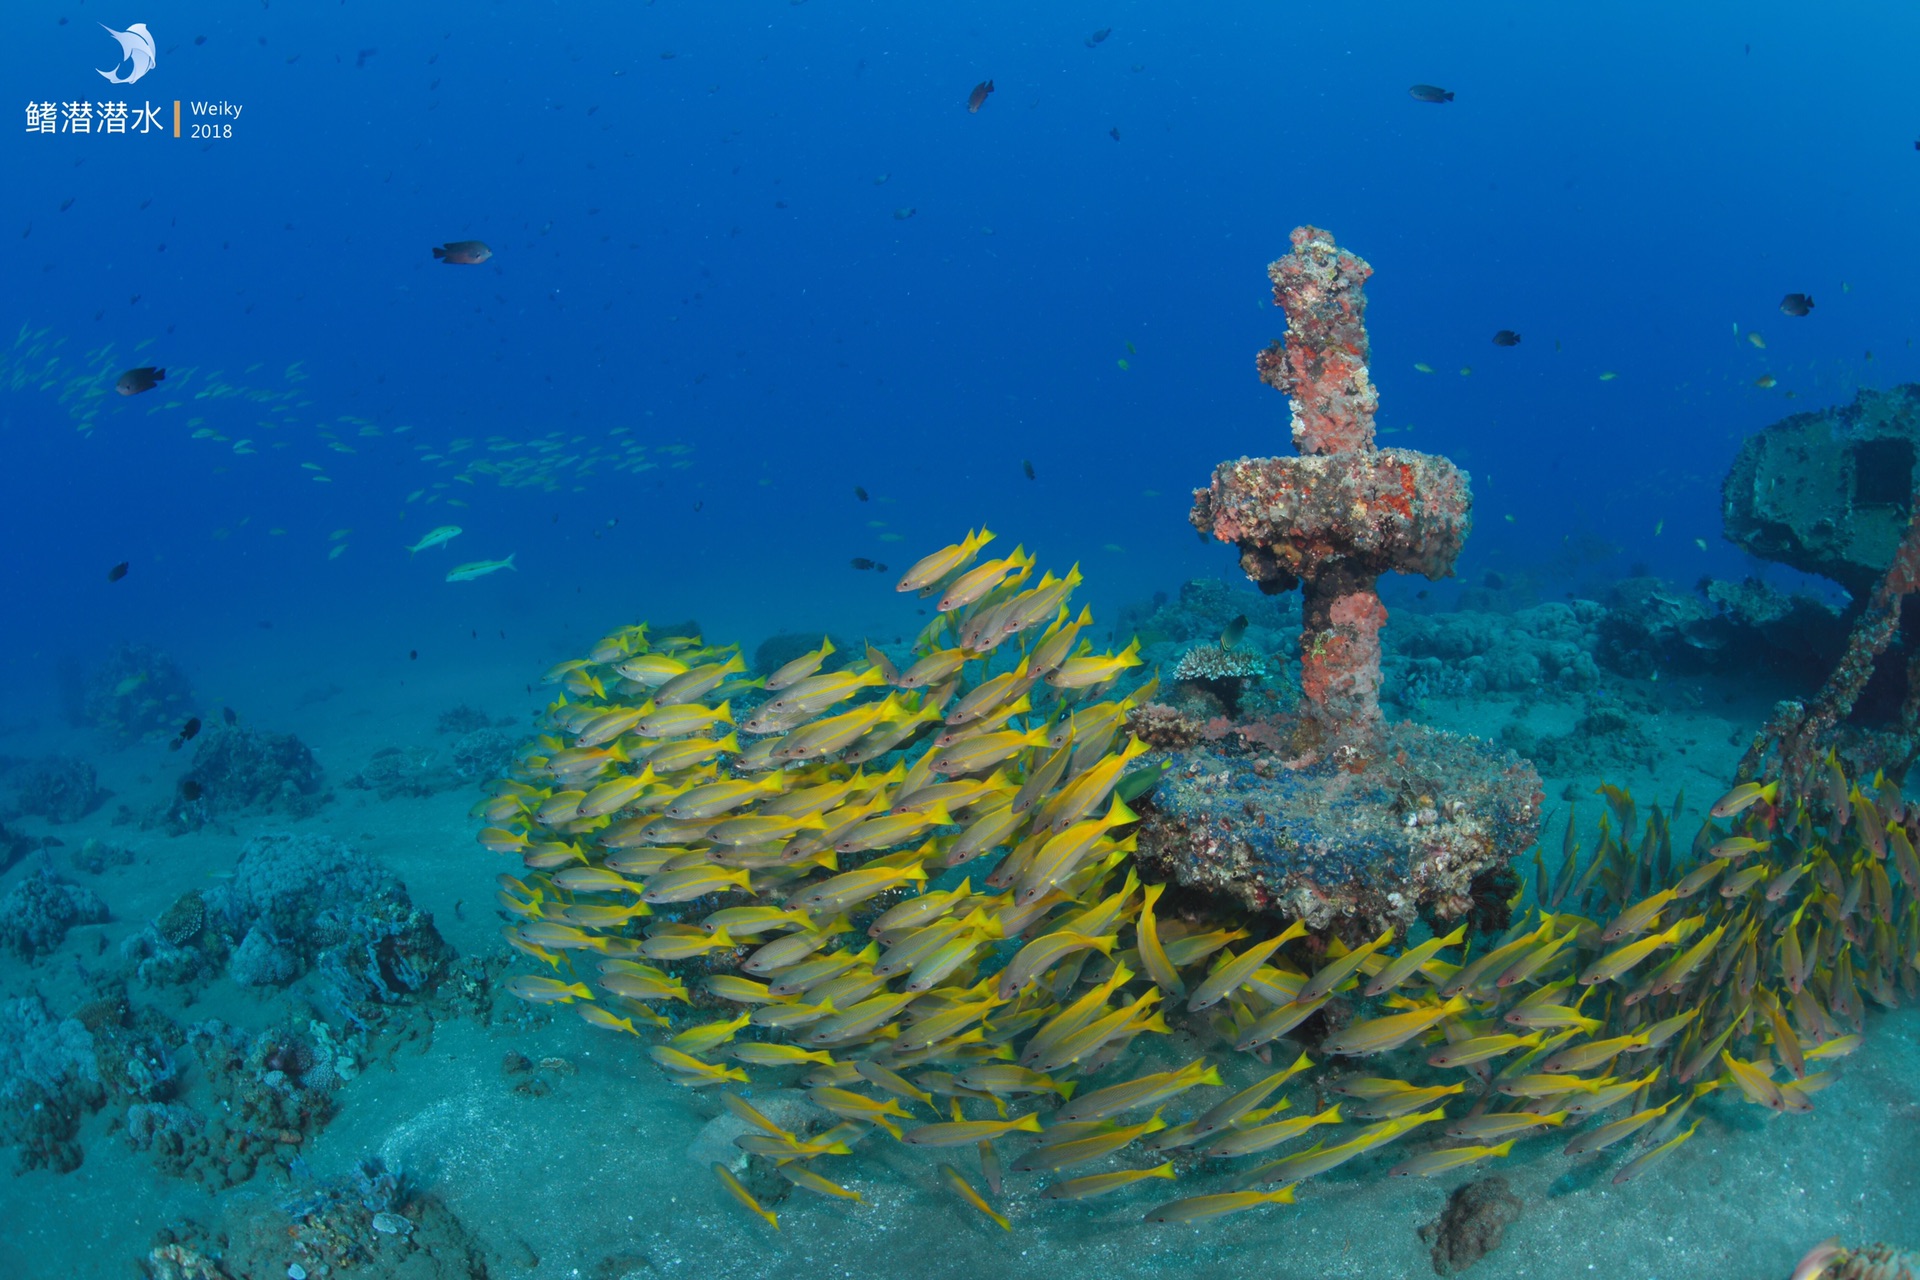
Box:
477, 531, 1920, 1231
7, 324, 689, 499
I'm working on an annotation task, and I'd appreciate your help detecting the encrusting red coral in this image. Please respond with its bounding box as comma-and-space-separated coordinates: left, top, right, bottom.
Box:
1192, 226, 1470, 755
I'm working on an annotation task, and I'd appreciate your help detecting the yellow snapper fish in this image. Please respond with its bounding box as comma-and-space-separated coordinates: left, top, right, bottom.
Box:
506, 975, 592, 1004
712, 1162, 778, 1230
405, 524, 461, 554
1042, 1162, 1176, 1200
897, 527, 995, 594
446, 553, 515, 582
1386, 1139, 1514, 1178
765, 637, 836, 691
1144, 1183, 1296, 1224
939, 1162, 1011, 1231
936, 545, 1035, 612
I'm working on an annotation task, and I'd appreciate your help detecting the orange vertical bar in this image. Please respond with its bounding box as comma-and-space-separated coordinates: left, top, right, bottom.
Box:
172, 101, 180, 137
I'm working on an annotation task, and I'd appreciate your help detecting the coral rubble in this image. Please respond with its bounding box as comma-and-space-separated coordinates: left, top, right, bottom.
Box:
140, 1155, 492, 1279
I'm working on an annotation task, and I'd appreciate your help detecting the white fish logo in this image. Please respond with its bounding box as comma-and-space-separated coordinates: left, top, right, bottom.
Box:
98, 23, 158, 85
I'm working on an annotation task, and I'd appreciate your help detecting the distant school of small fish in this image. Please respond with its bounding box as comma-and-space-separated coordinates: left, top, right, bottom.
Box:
474, 535, 1920, 1234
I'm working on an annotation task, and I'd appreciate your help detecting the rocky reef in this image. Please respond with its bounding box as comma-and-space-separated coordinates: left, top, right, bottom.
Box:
753, 631, 854, 679
138, 1155, 493, 1280
129, 1018, 354, 1187
0, 993, 103, 1172
157, 724, 328, 833
2, 753, 110, 823
0, 863, 109, 958
0, 819, 35, 874
0, 828, 473, 1183
81, 642, 196, 742
122, 833, 452, 1027
343, 728, 515, 801
1387, 600, 1604, 699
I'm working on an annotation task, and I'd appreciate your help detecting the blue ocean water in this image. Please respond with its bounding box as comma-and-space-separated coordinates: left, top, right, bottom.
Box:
5, 1, 1915, 702
4, 4, 1920, 1277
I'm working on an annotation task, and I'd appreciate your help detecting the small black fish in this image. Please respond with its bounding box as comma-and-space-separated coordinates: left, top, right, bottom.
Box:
1409, 84, 1454, 103
1220, 614, 1249, 650
221, 706, 237, 725
854, 486, 870, 502
1109, 127, 1121, 142
179, 779, 203, 802
851, 557, 878, 570
1022, 459, 1036, 480
107, 561, 129, 582
409, 649, 419, 660
1780, 293, 1814, 317
178, 716, 201, 742
116, 366, 165, 396
1492, 330, 1521, 347
1085, 27, 1111, 47
873, 563, 888, 573
967, 80, 995, 114
195, 34, 206, 45
432, 240, 492, 265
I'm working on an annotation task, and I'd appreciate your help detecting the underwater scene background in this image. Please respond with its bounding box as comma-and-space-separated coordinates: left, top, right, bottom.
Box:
2, 2, 1919, 1278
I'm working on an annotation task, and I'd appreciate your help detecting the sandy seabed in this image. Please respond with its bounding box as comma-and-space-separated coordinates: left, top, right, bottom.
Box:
0, 647, 1914, 1280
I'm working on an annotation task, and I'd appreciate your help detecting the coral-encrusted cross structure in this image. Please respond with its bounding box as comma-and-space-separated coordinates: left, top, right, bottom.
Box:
1192, 227, 1471, 756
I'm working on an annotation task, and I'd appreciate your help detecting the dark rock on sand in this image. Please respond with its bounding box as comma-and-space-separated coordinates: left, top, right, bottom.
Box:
1420, 1175, 1523, 1274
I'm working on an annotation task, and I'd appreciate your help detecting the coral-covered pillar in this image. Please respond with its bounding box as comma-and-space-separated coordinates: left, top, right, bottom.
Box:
1192, 227, 1471, 757
1255, 227, 1379, 456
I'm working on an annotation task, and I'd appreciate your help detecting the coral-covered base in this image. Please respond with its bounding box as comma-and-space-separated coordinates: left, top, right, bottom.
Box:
1131, 714, 1543, 941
